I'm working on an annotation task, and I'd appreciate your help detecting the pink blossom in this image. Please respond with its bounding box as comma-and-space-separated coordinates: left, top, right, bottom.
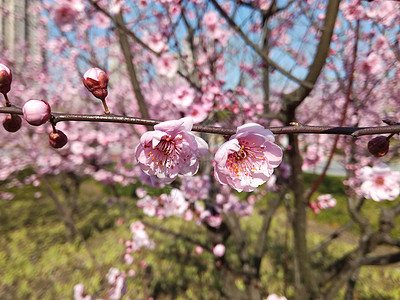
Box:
206, 214, 222, 228
359, 53, 384, 75
310, 202, 320, 214
22, 99, 51, 126
202, 11, 219, 28
341, 0, 364, 21
0, 63, 12, 94
255, 0, 271, 11
137, 196, 158, 216
83, 67, 109, 100
106, 268, 121, 285
195, 246, 203, 254
310, 194, 337, 214
213, 244, 226, 257
189, 103, 210, 124
172, 86, 195, 110
316, 194, 337, 209
0, 191, 14, 200
214, 123, 283, 192
156, 53, 179, 78
136, 117, 208, 183
107, 274, 126, 300
93, 12, 110, 29
73, 284, 92, 300
163, 189, 189, 217
51, 2, 81, 32
181, 175, 211, 201
360, 164, 400, 201
143, 32, 167, 53
184, 209, 193, 221
124, 253, 134, 265
129, 221, 155, 251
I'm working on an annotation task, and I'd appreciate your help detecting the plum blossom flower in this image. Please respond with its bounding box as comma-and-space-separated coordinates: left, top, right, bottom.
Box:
213, 244, 226, 257
157, 53, 179, 78
214, 123, 283, 192
359, 52, 384, 75
195, 246, 203, 254
360, 164, 400, 201
73, 283, 91, 300
310, 194, 337, 214
135, 117, 208, 183
51, 0, 84, 32
106, 268, 127, 300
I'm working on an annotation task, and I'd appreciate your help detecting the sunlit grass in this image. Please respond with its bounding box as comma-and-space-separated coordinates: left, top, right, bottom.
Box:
1, 174, 400, 299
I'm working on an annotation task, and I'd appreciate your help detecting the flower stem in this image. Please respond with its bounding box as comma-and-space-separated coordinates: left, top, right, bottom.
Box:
101, 99, 110, 115
3, 93, 10, 107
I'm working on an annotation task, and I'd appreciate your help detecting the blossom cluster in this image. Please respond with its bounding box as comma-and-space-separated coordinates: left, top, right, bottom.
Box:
1, 64, 284, 192
359, 164, 400, 202
310, 194, 337, 214
135, 179, 257, 229
74, 267, 127, 300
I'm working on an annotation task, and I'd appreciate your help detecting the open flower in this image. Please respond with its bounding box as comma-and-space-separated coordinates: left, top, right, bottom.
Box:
214, 123, 282, 192
135, 117, 208, 183
360, 163, 400, 201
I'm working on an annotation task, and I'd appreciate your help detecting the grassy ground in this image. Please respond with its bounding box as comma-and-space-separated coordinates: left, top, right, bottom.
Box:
1, 175, 400, 299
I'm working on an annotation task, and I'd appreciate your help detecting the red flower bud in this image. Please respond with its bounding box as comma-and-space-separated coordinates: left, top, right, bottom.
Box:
49, 129, 68, 148
0, 63, 12, 95
367, 136, 389, 157
22, 99, 51, 126
83, 67, 109, 100
2, 114, 22, 132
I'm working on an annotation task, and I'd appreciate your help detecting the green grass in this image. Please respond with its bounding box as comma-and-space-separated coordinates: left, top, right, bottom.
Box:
1, 174, 400, 299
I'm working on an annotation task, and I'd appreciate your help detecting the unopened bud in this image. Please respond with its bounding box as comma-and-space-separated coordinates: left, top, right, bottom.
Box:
49, 129, 68, 148
0, 63, 12, 95
22, 99, 51, 126
2, 114, 22, 132
367, 136, 389, 157
83, 67, 109, 100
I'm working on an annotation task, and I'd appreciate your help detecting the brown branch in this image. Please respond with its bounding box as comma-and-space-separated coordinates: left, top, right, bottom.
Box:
362, 251, 400, 266
1, 105, 400, 137
306, 19, 361, 201
88, 0, 159, 55
282, 0, 340, 111
254, 195, 282, 269
209, 0, 313, 89
114, 11, 151, 122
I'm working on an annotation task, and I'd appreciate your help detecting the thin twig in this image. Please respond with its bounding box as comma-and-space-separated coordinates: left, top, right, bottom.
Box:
1, 105, 400, 137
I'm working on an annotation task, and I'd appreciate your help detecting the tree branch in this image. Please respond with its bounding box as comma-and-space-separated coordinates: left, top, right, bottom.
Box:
362, 251, 400, 266
1, 105, 400, 137
114, 11, 151, 122
209, 0, 313, 89
282, 0, 340, 111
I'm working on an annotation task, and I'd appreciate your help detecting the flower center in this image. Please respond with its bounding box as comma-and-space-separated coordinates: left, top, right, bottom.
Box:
157, 136, 174, 155
226, 142, 266, 177
375, 176, 385, 186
